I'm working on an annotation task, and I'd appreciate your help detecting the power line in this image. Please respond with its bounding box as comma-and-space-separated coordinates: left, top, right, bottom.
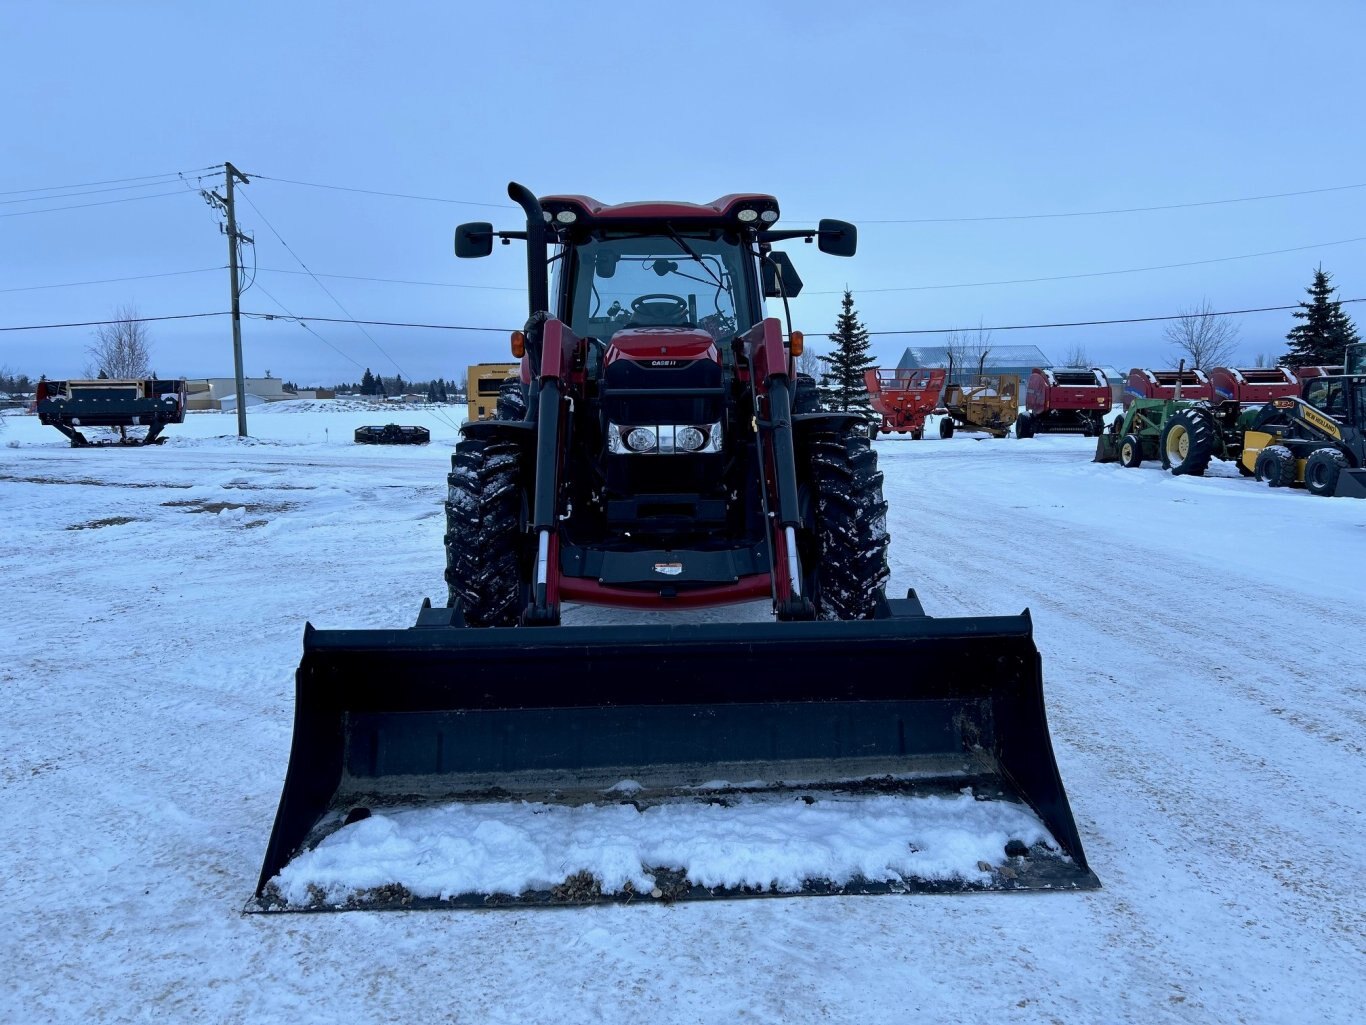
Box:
258, 266, 523, 291
865, 298, 1366, 336
809, 234, 1366, 295
0, 189, 193, 218
254, 169, 1366, 224
251, 281, 367, 370
0, 165, 220, 197
0, 267, 225, 294
6, 297, 1361, 337
0, 175, 215, 205
0, 311, 228, 332
237, 190, 410, 377
837, 181, 1366, 225
249, 172, 513, 210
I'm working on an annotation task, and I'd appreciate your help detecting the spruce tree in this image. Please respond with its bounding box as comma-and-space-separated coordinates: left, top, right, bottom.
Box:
819, 289, 876, 412
1282, 267, 1361, 367
395, 373, 405, 394
361, 368, 375, 395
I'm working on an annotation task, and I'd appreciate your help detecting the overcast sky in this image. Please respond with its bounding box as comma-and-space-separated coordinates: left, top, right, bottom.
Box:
4, 1, 1366, 384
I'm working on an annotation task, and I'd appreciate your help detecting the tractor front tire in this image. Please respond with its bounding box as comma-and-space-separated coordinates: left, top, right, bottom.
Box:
1119, 433, 1144, 468
1255, 445, 1297, 488
444, 436, 527, 626
1304, 448, 1347, 497
804, 424, 891, 621
1162, 408, 1215, 477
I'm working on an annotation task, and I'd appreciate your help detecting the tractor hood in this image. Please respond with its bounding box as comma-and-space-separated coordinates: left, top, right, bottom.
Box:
604, 328, 720, 367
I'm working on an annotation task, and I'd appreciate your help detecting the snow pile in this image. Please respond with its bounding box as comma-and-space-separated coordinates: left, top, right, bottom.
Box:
270, 790, 1052, 905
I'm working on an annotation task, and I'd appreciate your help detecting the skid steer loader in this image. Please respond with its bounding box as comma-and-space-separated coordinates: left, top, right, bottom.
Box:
253, 184, 1096, 910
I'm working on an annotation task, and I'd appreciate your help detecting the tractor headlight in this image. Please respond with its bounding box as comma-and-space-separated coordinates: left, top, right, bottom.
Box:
759, 209, 779, 224
736, 208, 759, 223
675, 426, 706, 452
626, 426, 658, 453
555, 210, 577, 224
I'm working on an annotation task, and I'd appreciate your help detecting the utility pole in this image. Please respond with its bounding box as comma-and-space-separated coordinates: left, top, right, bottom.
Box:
201, 164, 253, 436
223, 162, 251, 437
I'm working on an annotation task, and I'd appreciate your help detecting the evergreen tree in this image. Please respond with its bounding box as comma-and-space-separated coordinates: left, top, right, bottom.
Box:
426, 381, 437, 402
360, 368, 375, 395
395, 373, 405, 394
375, 375, 387, 398
1282, 266, 1361, 367
438, 378, 448, 402
818, 289, 876, 412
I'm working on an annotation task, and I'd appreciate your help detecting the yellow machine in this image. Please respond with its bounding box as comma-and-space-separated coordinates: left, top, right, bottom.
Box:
939, 374, 1020, 439
466, 363, 520, 422
1239, 375, 1366, 498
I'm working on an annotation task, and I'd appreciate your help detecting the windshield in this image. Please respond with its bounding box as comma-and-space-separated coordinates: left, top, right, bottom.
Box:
565, 233, 752, 344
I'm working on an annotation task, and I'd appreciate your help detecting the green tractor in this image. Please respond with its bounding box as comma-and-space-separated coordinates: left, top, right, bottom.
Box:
1094, 396, 1259, 475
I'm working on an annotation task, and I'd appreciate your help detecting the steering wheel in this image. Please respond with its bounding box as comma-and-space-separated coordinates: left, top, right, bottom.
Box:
631, 294, 689, 315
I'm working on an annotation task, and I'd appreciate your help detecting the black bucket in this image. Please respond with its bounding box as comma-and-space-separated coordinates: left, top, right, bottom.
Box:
253, 601, 1098, 910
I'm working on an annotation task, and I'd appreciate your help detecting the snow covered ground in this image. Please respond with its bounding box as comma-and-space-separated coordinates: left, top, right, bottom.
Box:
2, 403, 1363, 1024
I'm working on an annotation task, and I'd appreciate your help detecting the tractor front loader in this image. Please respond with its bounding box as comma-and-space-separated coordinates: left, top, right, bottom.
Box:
255, 183, 1096, 910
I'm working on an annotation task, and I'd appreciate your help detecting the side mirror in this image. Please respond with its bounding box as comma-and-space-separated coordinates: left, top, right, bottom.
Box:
455, 222, 494, 258
762, 252, 804, 298
817, 218, 857, 257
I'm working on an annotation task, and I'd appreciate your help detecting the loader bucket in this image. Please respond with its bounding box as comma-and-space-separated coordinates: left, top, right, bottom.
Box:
1093, 431, 1119, 463
253, 599, 1098, 910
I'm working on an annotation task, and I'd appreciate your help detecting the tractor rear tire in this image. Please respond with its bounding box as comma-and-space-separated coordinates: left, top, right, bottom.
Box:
1304, 448, 1348, 497
496, 378, 527, 421
1255, 445, 1296, 488
1162, 407, 1215, 477
1119, 433, 1144, 468
444, 436, 527, 626
794, 373, 820, 414
939, 417, 955, 439
804, 424, 891, 621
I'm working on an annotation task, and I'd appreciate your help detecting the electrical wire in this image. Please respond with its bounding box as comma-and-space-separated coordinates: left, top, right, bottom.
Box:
813, 181, 1366, 225
251, 282, 366, 370
0, 267, 226, 294
806, 235, 1366, 295
0, 175, 215, 205
0, 312, 228, 332
0, 165, 220, 197
236, 190, 410, 378
249, 172, 513, 209
249, 169, 1366, 224
0, 189, 193, 218
257, 266, 523, 291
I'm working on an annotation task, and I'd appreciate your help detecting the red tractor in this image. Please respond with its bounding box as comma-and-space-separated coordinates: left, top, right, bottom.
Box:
253, 183, 1095, 908
445, 185, 886, 624
864, 367, 947, 439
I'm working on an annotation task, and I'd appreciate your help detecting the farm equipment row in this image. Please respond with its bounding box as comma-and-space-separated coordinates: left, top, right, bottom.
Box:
1096, 355, 1366, 498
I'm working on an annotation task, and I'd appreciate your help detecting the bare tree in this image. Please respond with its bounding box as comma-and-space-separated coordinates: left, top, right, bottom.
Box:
1253, 352, 1274, 368
797, 343, 823, 379
942, 331, 968, 384
1062, 343, 1091, 367
86, 305, 153, 379
1163, 300, 1239, 370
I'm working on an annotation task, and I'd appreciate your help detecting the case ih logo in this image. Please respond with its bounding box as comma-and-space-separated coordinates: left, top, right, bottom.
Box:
649, 360, 679, 367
